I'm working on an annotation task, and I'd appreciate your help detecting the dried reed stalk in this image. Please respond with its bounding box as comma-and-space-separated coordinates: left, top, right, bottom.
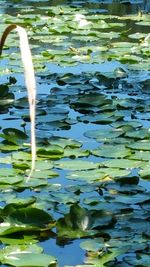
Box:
0, 24, 36, 181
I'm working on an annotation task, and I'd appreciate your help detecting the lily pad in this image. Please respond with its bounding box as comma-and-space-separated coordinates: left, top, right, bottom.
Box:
127, 141, 150, 151
92, 144, 130, 158
0, 128, 28, 145
84, 128, 123, 141
37, 145, 64, 159
80, 238, 104, 252
0, 244, 56, 267
55, 160, 99, 171
0, 206, 54, 236
100, 158, 142, 169
67, 169, 106, 182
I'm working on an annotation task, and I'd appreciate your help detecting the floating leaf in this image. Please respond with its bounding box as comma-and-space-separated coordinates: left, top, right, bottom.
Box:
84, 128, 123, 141
37, 145, 64, 159
124, 254, 150, 266
0, 128, 28, 145
127, 141, 150, 151
139, 165, 150, 180
0, 244, 56, 267
64, 147, 90, 158
0, 206, 54, 236
125, 129, 150, 139
100, 158, 142, 169
92, 144, 130, 158
129, 151, 150, 161
55, 160, 99, 171
99, 167, 131, 178
80, 238, 104, 252
67, 169, 106, 182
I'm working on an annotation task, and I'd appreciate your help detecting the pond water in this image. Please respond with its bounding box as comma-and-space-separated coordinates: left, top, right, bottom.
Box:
0, 1, 150, 267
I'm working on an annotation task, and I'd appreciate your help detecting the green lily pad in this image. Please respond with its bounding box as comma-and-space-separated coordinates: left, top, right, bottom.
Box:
67, 169, 106, 182
72, 93, 112, 107
49, 191, 79, 205
99, 167, 131, 178
0, 206, 54, 236
129, 151, 150, 161
85, 247, 129, 267
77, 112, 122, 124
0, 168, 23, 185
64, 147, 90, 158
125, 129, 150, 139
0, 235, 38, 245
37, 145, 64, 159
124, 254, 150, 266
49, 136, 82, 148
92, 144, 130, 158
127, 141, 150, 151
55, 160, 99, 171
112, 121, 142, 129
0, 174, 23, 185
25, 169, 58, 179
0, 244, 56, 267
100, 159, 142, 169
8, 207, 53, 226
84, 128, 123, 141
0, 128, 28, 145
111, 192, 150, 205
139, 165, 150, 180
80, 238, 104, 252
0, 143, 19, 152
128, 32, 147, 40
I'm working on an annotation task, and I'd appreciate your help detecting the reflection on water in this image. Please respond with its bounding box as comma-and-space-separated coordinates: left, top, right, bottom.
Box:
41, 239, 85, 267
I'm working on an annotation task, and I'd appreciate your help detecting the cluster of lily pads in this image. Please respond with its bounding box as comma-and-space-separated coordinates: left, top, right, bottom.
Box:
0, 0, 150, 267
0, 0, 150, 73
0, 69, 150, 266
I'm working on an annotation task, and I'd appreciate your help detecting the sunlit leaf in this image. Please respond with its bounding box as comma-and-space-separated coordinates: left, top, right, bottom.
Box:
55, 160, 99, 171
0, 244, 56, 267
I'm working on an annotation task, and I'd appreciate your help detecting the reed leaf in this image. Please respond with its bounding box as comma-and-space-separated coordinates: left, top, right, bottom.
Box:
0, 24, 36, 181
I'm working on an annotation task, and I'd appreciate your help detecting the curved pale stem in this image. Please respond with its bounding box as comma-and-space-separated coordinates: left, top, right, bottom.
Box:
0, 24, 36, 181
